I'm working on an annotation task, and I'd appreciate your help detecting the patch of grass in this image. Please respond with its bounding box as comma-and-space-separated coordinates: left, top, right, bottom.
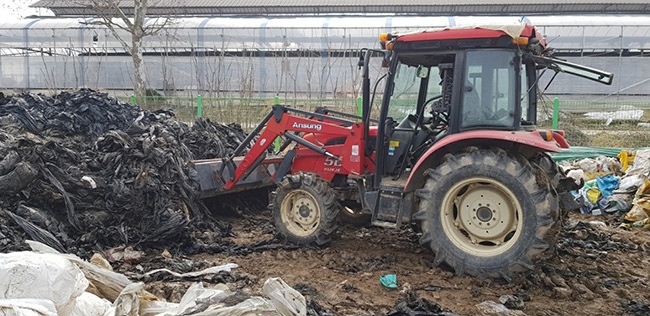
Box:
588, 132, 650, 149
560, 123, 590, 146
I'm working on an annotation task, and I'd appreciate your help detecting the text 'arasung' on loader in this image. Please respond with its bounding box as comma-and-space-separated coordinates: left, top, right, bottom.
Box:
190, 23, 613, 280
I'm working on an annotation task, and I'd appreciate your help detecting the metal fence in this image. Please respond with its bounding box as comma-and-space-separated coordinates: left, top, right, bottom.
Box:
537, 99, 650, 128
537, 98, 650, 148
122, 95, 361, 130
121, 95, 650, 148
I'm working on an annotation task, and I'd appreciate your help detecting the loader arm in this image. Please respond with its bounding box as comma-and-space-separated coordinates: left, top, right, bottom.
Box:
224, 105, 356, 189
191, 104, 360, 197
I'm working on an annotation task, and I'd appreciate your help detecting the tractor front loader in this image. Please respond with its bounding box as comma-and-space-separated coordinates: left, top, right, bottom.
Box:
192, 23, 613, 279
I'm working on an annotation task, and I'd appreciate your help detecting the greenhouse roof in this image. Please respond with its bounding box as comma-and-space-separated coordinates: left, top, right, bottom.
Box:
30, 0, 650, 17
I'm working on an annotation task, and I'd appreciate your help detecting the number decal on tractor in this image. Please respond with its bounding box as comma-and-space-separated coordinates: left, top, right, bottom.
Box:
324, 156, 342, 167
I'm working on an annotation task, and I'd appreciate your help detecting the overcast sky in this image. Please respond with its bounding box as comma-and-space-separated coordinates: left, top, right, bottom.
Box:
0, 0, 53, 20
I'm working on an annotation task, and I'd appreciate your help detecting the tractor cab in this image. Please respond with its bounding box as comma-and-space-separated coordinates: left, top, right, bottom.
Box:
375, 27, 543, 180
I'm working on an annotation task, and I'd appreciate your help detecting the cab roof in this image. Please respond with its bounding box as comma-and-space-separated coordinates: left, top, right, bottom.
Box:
396, 24, 539, 43
391, 24, 546, 53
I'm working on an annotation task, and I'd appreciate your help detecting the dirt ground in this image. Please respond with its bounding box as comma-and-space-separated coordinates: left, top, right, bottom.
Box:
130, 208, 650, 316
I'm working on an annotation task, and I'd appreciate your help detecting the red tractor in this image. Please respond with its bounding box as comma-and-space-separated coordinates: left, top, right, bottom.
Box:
192, 24, 612, 279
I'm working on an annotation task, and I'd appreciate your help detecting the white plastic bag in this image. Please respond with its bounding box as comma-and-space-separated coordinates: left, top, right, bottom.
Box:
263, 278, 306, 316
145, 278, 307, 316
143, 263, 238, 278
626, 148, 650, 175
113, 282, 146, 316
196, 297, 277, 316
618, 174, 646, 193
0, 252, 88, 315
69, 292, 114, 316
0, 298, 57, 316
577, 158, 598, 173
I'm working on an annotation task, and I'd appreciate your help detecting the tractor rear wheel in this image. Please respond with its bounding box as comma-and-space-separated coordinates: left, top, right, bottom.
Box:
414, 149, 559, 280
272, 172, 339, 246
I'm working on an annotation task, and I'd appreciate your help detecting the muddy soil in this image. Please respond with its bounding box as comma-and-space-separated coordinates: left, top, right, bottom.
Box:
131, 207, 650, 316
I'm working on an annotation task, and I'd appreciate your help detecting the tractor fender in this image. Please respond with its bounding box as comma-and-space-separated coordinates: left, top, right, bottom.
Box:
404, 130, 562, 193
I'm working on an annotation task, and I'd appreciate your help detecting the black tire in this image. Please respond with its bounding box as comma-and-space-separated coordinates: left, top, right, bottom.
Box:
271, 172, 339, 246
529, 153, 562, 193
414, 149, 559, 280
529, 153, 566, 257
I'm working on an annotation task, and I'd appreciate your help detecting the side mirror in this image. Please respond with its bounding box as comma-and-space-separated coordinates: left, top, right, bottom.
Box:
416, 66, 429, 78
382, 51, 391, 68
357, 48, 367, 69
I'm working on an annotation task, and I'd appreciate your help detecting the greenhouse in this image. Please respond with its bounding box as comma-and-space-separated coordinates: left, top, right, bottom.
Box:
1, 15, 650, 100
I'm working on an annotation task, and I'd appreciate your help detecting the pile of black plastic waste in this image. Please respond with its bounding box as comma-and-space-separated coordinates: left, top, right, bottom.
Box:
0, 89, 249, 256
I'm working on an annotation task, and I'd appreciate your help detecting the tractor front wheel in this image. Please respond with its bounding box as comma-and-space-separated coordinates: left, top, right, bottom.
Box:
415, 149, 559, 280
272, 172, 339, 246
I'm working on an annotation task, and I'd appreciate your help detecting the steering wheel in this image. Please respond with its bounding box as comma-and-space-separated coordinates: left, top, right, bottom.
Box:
422, 95, 448, 128
423, 95, 442, 109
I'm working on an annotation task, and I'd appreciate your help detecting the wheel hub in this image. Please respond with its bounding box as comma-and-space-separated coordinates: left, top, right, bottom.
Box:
441, 178, 523, 257
298, 204, 311, 218
457, 184, 516, 243
291, 196, 318, 226
476, 206, 493, 222
280, 190, 321, 237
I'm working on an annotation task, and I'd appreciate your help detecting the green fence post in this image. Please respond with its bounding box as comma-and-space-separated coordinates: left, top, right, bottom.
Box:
274, 94, 281, 152
357, 96, 362, 121
552, 97, 559, 130
197, 95, 203, 118
130, 94, 135, 105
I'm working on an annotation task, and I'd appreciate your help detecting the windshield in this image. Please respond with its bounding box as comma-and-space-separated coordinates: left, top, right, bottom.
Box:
386, 62, 441, 122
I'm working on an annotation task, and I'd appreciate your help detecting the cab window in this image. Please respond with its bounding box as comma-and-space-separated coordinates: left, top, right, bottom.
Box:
461, 50, 517, 129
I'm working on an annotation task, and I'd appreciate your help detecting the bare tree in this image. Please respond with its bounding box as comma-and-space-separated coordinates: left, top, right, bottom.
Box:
70, 0, 174, 98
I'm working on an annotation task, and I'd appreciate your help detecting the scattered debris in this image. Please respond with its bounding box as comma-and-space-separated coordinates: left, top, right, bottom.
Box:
143, 263, 239, 279
389, 289, 456, 316
556, 147, 650, 230
0, 241, 308, 316
498, 295, 524, 310
0, 89, 254, 255
557, 221, 634, 259
622, 299, 650, 316
381, 274, 398, 289
475, 300, 526, 316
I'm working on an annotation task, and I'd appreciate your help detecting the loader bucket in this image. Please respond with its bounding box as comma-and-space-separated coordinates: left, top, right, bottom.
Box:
190, 156, 282, 198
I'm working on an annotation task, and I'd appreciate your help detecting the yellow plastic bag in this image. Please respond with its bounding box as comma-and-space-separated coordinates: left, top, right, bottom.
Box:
635, 178, 650, 197
586, 187, 601, 204
617, 150, 635, 173
624, 203, 649, 222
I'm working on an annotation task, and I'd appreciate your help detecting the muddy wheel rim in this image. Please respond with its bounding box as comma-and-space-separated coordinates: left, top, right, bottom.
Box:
440, 177, 523, 257
281, 189, 321, 237
342, 206, 365, 218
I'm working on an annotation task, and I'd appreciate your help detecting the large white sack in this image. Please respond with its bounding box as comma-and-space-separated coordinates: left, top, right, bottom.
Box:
27, 241, 131, 303
0, 252, 89, 315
